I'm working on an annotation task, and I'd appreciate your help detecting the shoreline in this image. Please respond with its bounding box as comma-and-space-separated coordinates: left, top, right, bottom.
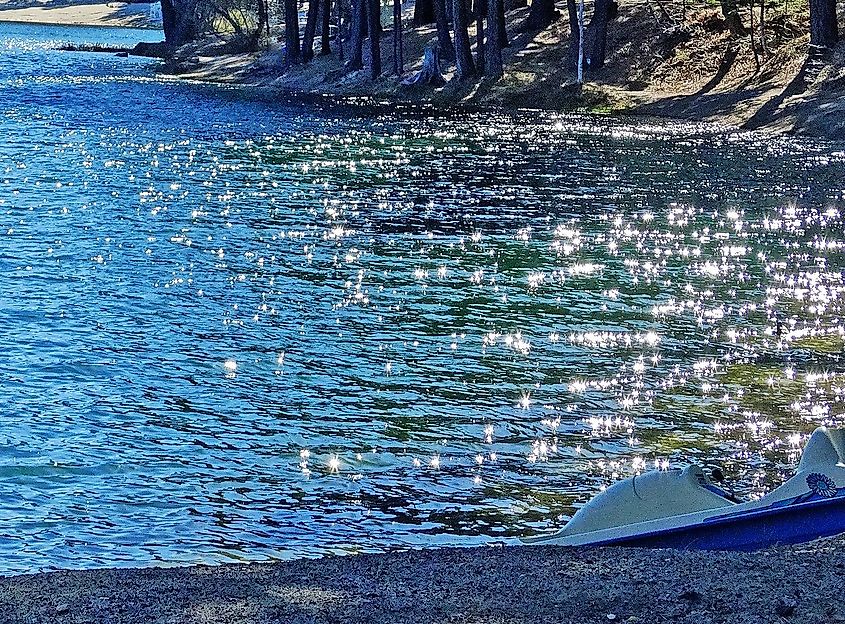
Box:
149, 3, 844, 139
2, 538, 845, 622
1, 3, 843, 137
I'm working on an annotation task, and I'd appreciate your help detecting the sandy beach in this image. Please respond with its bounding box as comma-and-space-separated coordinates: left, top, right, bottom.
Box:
0, 1, 159, 28
2, 539, 844, 623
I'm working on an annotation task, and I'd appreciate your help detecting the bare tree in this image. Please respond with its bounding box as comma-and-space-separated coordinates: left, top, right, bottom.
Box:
496, 0, 508, 47
749, 0, 760, 70
160, 0, 198, 46
403, 44, 446, 84
255, 0, 269, 47
336, 0, 347, 60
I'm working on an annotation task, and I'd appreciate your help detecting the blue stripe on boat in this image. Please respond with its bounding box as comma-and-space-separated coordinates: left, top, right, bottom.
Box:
588, 491, 845, 550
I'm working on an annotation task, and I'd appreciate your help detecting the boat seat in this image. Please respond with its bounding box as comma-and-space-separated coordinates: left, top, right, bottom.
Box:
798, 427, 845, 472
561, 464, 733, 537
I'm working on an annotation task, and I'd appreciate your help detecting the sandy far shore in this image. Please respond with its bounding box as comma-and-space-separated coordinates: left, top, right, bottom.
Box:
2, 538, 845, 623
0, 2, 160, 28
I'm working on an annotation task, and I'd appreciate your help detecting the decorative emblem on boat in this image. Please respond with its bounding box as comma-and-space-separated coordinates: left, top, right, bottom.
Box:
807, 473, 837, 498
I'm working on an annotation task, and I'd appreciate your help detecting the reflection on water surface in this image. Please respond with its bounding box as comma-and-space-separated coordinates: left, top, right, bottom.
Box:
2, 22, 845, 574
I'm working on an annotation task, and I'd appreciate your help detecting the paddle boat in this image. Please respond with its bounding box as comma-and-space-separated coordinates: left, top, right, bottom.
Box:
525, 426, 845, 550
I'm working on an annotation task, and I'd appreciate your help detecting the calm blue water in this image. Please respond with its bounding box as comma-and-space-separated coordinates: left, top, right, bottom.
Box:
2, 22, 845, 575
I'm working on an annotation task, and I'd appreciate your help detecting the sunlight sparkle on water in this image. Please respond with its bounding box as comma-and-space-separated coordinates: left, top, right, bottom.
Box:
4, 61, 845, 570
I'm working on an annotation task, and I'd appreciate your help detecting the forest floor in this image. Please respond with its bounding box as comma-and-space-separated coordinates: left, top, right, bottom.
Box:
165, 0, 845, 138
3, 537, 845, 623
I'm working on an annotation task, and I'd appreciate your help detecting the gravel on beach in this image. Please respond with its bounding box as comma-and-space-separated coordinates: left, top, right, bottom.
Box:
2, 538, 845, 624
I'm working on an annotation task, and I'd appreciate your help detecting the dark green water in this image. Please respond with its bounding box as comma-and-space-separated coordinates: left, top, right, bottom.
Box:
2, 22, 845, 574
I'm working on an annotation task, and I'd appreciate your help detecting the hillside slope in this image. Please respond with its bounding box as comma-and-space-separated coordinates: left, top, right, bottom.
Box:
171, 0, 845, 137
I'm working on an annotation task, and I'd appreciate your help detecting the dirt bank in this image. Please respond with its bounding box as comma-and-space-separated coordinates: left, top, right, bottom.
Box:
2, 538, 845, 623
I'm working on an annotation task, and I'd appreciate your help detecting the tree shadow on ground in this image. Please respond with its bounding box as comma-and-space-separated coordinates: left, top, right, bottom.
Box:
695, 47, 739, 95
635, 84, 772, 122
742, 55, 813, 130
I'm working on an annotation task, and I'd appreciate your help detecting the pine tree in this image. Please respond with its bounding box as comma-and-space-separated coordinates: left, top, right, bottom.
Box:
302, 0, 321, 62
321, 0, 333, 55
284, 0, 302, 64
346, 0, 366, 69
393, 0, 404, 74
433, 0, 456, 60
474, 0, 486, 73
524, 0, 557, 31
486, 0, 504, 77
452, 0, 476, 79
369, 0, 382, 78
810, 0, 838, 49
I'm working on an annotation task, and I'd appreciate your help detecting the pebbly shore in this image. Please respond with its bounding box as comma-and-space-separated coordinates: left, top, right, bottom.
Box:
2, 538, 845, 623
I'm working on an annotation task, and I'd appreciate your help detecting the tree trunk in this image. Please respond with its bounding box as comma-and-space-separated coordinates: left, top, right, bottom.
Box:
524, 0, 557, 31
414, 0, 436, 24
321, 0, 332, 54
566, 0, 579, 69
402, 44, 446, 84
160, 0, 195, 46
749, 0, 760, 70
284, 0, 302, 64
474, 0, 486, 73
253, 0, 269, 48
302, 0, 321, 61
587, 0, 610, 69
720, 0, 746, 35
393, 0, 404, 74
810, 0, 838, 48
346, 0, 366, 69
160, 0, 178, 45
433, 0, 456, 60
486, 0, 503, 77
497, 0, 509, 47
452, 0, 476, 78
576, 0, 584, 81
336, 0, 346, 60
369, 0, 382, 78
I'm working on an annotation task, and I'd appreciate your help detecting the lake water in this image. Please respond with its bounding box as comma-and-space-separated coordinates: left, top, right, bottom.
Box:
1, 22, 845, 575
